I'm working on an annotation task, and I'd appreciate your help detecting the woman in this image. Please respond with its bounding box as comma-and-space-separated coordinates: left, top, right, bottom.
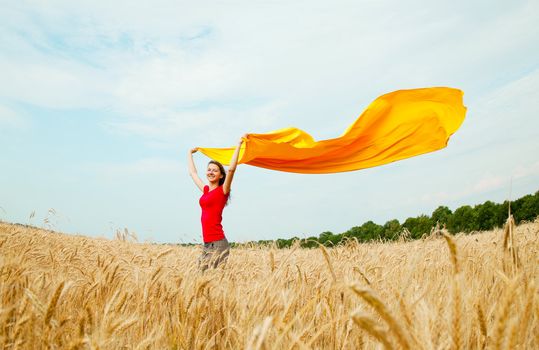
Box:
188, 135, 245, 271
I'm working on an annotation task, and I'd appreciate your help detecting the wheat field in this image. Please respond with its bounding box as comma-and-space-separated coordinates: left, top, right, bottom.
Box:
0, 219, 538, 349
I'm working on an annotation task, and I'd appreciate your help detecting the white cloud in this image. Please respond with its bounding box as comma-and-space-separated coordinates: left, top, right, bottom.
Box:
3, 0, 537, 143
514, 161, 539, 180
472, 175, 507, 193
110, 52, 239, 108
0, 104, 28, 128
87, 157, 182, 178
101, 100, 285, 145
0, 55, 109, 109
420, 160, 539, 205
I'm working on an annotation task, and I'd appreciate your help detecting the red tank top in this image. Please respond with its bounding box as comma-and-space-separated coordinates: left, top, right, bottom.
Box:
199, 185, 229, 243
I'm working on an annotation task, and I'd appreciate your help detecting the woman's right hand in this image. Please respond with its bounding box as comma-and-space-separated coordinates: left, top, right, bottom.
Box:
239, 134, 248, 144
190, 148, 198, 154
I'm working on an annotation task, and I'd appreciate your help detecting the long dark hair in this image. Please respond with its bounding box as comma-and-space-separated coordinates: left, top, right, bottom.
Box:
208, 160, 231, 205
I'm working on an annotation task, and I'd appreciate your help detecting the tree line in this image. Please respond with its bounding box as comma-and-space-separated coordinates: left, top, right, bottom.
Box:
236, 190, 539, 249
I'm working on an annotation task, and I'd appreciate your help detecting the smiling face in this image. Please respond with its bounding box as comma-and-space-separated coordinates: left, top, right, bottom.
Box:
206, 163, 224, 184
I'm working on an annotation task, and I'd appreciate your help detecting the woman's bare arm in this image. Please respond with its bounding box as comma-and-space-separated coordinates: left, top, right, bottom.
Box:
223, 135, 246, 195
188, 148, 205, 192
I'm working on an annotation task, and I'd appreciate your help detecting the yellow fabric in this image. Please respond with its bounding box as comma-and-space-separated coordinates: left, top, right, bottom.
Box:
198, 87, 467, 174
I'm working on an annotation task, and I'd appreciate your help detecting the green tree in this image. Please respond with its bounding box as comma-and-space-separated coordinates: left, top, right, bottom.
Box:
318, 231, 335, 246
431, 206, 452, 227
382, 219, 401, 240
342, 221, 384, 242
475, 201, 500, 230
360, 221, 384, 241
513, 192, 539, 223
403, 215, 433, 238
448, 205, 477, 233
276, 238, 291, 248
324, 232, 344, 246
343, 226, 362, 240
300, 236, 319, 248
496, 201, 511, 227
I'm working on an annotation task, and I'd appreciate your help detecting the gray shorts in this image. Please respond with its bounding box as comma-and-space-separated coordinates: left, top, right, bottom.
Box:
198, 238, 230, 271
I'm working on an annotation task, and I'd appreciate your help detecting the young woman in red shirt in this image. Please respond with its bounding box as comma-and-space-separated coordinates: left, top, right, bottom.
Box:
188, 135, 245, 271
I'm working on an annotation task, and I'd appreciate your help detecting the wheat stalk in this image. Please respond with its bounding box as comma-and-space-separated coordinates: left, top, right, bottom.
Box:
352, 312, 394, 350
476, 303, 487, 349
350, 284, 412, 349
492, 276, 519, 350
319, 244, 337, 282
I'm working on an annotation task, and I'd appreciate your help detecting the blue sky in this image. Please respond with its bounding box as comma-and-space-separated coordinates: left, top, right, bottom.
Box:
1, 0, 538, 243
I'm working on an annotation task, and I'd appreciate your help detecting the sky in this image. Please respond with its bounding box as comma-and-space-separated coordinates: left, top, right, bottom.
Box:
1, 0, 538, 243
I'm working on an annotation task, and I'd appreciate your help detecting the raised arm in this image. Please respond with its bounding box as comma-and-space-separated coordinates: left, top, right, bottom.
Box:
188, 148, 205, 192
223, 135, 246, 195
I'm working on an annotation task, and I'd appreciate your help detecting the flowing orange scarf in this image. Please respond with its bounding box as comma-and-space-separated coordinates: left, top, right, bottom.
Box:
198, 87, 466, 174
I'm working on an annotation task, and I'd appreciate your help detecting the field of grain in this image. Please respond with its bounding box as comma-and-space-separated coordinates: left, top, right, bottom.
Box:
0, 219, 538, 349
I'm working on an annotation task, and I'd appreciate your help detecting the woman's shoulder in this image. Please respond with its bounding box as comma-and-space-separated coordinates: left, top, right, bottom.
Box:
218, 185, 230, 196
203, 185, 209, 193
